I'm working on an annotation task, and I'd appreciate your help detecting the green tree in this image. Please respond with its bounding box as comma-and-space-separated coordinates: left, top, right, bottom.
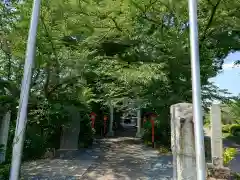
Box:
1, 0, 240, 168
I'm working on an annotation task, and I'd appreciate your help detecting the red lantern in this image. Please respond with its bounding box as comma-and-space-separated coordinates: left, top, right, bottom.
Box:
143, 117, 147, 123
90, 112, 97, 129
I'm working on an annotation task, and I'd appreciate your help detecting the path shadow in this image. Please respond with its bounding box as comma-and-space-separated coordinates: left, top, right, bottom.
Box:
21, 143, 104, 179
223, 135, 240, 148
81, 138, 173, 180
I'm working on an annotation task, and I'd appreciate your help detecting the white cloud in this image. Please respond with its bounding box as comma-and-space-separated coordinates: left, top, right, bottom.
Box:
222, 62, 240, 70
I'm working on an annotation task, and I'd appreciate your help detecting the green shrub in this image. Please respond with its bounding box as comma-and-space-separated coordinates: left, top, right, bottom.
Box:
230, 124, 240, 136
223, 147, 237, 166
142, 117, 171, 148
204, 113, 211, 127
222, 124, 231, 133
231, 172, 240, 179
78, 114, 94, 148
0, 163, 10, 180
23, 126, 46, 160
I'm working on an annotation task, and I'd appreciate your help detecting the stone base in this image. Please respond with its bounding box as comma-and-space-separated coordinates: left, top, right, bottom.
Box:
55, 149, 82, 159
135, 132, 142, 138
207, 163, 231, 180
107, 131, 115, 137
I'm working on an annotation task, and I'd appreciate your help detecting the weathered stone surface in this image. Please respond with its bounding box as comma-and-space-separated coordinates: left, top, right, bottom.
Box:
60, 107, 80, 150
170, 103, 196, 180
210, 104, 223, 167
0, 111, 11, 163
108, 103, 114, 136
136, 106, 142, 138
207, 163, 231, 180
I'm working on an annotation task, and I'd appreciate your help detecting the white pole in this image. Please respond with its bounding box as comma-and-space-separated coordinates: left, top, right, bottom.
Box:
188, 0, 206, 179
9, 0, 41, 179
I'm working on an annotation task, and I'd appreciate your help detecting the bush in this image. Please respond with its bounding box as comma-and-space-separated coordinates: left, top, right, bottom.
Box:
204, 113, 211, 127
231, 172, 240, 179
223, 147, 237, 166
222, 124, 231, 133
78, 114, 94, 148
142, 117, 171, 148
230, 124, 240, 136
0, 163, 10, 180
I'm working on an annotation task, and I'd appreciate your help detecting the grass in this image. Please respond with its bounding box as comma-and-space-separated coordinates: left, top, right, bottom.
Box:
156, 146, 171, 154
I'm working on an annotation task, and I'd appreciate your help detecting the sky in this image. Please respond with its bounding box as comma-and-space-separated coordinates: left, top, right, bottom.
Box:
209, 52, 240, 96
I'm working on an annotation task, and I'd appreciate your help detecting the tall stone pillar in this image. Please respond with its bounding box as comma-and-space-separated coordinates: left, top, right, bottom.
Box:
60, 108, 80, 150
136, 105, 142, 137
0, 111, 11, 163
170, 103, 197, 180
210, 103, 223, 167
108, 102, 114, 136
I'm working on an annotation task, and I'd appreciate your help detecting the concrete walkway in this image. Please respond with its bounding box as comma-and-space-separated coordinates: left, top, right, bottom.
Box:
21, 126, 240, 179
81, 137, 173, 180
21, 141, 107, 179
21, 137, 173, 180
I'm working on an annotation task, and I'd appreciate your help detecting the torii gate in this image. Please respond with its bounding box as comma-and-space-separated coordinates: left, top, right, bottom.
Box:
122, 98, 143, 138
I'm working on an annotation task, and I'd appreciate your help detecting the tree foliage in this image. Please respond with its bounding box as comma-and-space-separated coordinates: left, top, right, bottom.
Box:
0, 0, 239, 167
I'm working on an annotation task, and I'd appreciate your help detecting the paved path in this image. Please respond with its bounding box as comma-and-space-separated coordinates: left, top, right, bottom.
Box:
81, 137, 173, 180
21, 137, 173, 180
21, 125, 173, 179
21, 141, 107, 179
21, 126, 240, 179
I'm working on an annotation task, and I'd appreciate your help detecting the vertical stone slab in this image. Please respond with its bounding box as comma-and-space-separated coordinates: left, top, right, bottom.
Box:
210, 103, 223, 167
170, 103, 196, 180
136, 106, 142, 137
0, 111, 11, 163
60, 110, 80, 150
108, 102, 114, 136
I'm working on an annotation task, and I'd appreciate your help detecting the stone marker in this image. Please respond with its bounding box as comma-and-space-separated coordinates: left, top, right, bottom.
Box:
210, 103, 223, 168
60, 109, 80, 150
207, 163, 231, 179
136, 105, 142, 138
107, 102, 114, 136
0, 111, 11, 163
170, 103, 197, 180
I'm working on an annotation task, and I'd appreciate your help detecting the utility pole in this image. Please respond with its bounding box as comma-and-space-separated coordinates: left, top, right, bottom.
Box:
9, 0, 41, 179
188, 0, 206, 179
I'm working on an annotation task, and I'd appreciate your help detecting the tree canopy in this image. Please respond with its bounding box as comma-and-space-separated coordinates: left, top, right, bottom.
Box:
1, 0, 240, 166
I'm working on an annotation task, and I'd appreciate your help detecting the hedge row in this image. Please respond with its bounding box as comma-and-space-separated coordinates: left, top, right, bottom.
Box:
222, 124, 240, 136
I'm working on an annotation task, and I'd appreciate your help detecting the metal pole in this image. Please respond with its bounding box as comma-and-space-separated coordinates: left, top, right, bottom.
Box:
188, 0, 206, 179
9, 0, 41, 179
